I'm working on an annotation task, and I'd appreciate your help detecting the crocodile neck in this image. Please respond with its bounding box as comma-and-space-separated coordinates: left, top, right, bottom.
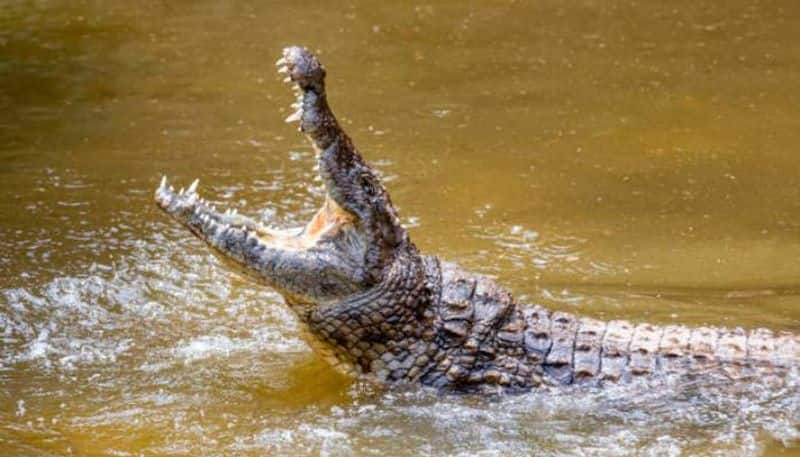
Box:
304, 253, 440, 382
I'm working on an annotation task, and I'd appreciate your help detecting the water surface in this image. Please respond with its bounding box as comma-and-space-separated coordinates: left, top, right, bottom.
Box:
1, 0, 799, 455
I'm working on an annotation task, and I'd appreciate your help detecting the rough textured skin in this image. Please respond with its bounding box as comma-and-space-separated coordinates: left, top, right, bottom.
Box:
155, 46, 799, 393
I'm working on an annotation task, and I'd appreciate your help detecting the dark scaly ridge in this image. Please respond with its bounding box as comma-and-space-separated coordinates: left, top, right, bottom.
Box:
601, 320, 634, 381
522, 306, 553, 367
573, 317, 606, 382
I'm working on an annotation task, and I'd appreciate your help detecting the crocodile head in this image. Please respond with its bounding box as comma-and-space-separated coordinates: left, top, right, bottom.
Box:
155, 46, 414, 311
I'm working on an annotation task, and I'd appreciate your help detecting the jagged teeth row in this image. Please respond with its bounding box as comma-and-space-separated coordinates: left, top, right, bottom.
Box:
275, 55, 304, 124
196, 212, 253, 237
158, 176, 200, 196
284, 89, 302, 124
158, 175, 216, 215
159, 175, 263, 243
285, 110, 302, 123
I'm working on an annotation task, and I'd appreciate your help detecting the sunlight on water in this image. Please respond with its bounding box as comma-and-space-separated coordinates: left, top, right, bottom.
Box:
1, 0, 799, 455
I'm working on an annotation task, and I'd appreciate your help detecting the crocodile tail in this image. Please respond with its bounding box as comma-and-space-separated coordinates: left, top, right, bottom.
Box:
521, 307, 799, 385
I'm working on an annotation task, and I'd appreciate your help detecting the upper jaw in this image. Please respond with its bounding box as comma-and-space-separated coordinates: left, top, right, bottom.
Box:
277, 46, 339, 147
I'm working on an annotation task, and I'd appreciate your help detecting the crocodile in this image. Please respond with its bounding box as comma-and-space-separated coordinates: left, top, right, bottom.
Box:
154, 46, 799, 393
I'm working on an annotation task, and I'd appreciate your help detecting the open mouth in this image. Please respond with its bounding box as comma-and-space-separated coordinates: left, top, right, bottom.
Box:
154, 46, 349, 255
155, 46, 405, 302
154, 173, 355, 255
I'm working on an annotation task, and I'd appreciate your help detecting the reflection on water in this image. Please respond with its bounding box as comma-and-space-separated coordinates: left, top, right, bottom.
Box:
1, 0, 799, 455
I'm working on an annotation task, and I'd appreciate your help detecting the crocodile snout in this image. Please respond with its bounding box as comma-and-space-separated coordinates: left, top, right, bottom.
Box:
277, 46, 326, 92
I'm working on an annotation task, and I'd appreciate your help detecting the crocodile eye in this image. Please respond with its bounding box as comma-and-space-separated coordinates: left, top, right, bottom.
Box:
360, 174, 376, 197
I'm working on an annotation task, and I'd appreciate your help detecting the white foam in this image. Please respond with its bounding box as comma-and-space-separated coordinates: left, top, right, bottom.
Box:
172, 328, 307, 364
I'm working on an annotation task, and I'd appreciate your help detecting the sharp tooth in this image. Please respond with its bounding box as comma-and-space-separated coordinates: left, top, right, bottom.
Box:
231, 209, 237, 216
277, 65, 289, 74
188, 179, 199, 194
159, 176, 167, 190
291, 101, 301, 109
282, 76, 292, 83
194, 207, 201, 215
169, 185, 175, 193
179, 187, 184, 196
187, 193, 197, 204
285, 110, 302, 123
275, 57, 287, 66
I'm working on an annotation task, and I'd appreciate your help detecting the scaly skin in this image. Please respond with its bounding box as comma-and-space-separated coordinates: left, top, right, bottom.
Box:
155, 46, 799, 393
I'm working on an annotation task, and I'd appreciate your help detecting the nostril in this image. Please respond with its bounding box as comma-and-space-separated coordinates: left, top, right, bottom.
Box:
280, 45, 326, 89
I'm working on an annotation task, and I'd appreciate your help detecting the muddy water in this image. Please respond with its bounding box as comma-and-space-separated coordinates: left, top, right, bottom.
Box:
1, 0, 799, 455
